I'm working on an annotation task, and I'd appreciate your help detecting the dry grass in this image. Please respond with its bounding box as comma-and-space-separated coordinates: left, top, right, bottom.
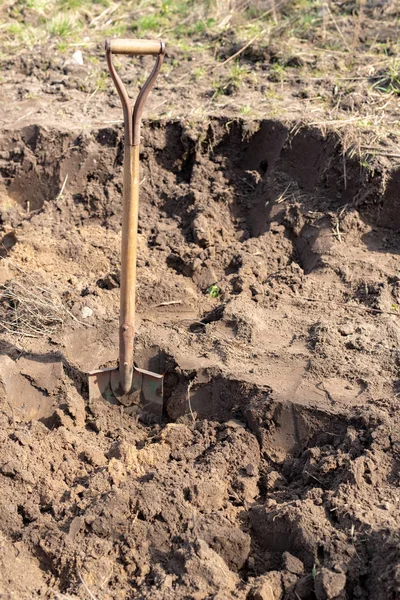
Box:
0, 271, 82, 338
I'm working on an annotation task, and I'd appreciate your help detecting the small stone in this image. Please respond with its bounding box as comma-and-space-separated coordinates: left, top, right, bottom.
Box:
160, 423, 194, 450
65, 390, 86, 428
71, 50, 84, 65
154, 232, 167, 248
81, 306, 93, 318
111, 441, 139, 471
0, 262, 12, 284
246, 463, 257, 476
22, 501, 40, 522
282, 551, 304, 575
97, 272, 119, 289
338, 323, 353, 336
163, 574, 173, 588
225, 419, 246, 429
315, 568, 346, 600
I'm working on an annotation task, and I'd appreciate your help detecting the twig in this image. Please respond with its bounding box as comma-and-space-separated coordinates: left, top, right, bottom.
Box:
78, 571, 98, 600
15, 110, 35, 122
325, 3, 351, 52
89, 4, 118, 27
187, 379, 196, 423
151, 300, 183, 308
214, 31, 265, 68
333, 221, 342, 243
361, 146, 400, 159
249, 0, 287, 23
303, 470, 324, 485
342, 150, 347, 190
55, 174, 68, 202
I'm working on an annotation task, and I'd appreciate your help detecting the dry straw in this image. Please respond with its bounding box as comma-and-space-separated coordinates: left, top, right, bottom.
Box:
0, 267, 85, 338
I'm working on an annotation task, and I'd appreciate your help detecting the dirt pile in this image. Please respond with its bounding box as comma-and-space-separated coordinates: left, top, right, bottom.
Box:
0, 118, 399, 599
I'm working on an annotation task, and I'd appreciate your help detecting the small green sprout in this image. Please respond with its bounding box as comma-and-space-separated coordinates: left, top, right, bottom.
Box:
207, 284, 220, 298
311, 563, 317, 579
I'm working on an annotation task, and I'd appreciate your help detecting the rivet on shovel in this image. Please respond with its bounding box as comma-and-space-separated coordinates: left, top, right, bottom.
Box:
88, 38, 166, 423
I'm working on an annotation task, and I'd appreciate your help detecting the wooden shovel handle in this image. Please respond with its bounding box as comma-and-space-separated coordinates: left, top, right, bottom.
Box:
106, 38, 164, 56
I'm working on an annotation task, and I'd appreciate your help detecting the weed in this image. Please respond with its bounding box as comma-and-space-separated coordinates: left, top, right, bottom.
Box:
133, 14, 161, 35
372, 60, 400, 95
187, 17, 215, 36
23, 0, 48, 11
311, 563, 317, 579
192, 67, 207, 81
95, 71, 108, 91
230, 62, 250, 87
6, 22, 25, 36
57, 40, 68, 52
240, 104, 252, 115
103, 22, 127, 38
270, 62, 286, 82
47, 13, 80, 38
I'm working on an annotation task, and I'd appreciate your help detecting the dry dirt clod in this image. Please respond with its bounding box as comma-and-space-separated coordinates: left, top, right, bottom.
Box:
282, 551, 304, 575
250, 571, 283, 600
314, 568, 347, 600
192, 213, 212, 248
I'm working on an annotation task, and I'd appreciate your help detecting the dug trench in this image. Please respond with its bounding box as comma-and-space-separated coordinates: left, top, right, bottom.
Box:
0, 118, 399, 599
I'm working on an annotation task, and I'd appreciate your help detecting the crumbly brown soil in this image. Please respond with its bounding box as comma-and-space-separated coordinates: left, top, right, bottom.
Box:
0, 114, 400, 600
2, 1, 400, 590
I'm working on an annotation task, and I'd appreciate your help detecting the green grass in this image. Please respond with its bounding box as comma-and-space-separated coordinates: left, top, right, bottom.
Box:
240, 104, 252, 115
372, 60, 400, 95
192, 67, 207, 81
230, 62, 250, 87
47, 13, 81, 38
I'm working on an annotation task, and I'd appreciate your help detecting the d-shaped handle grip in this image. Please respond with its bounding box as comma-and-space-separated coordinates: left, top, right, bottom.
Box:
106, 38, 164, 56
105, 38, 166, 145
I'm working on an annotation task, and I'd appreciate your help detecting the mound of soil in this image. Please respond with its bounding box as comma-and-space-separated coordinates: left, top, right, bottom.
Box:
0, 117, 400, 600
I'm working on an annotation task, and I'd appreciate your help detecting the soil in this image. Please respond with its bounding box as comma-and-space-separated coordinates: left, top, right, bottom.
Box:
1, 13, 400, 600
